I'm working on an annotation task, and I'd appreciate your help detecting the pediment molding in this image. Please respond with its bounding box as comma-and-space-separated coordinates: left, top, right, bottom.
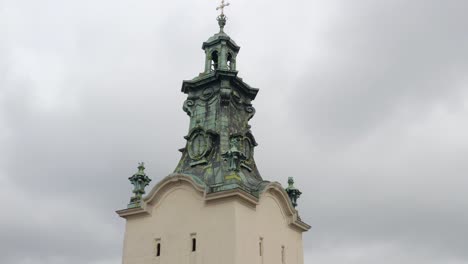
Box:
116, 174, 205, 218
117, 175, 311, 232
260, 182, 311, 232
144, 174, 206, 206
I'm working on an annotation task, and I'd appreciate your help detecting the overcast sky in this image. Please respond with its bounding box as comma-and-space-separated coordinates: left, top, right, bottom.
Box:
1, 0, 467, 263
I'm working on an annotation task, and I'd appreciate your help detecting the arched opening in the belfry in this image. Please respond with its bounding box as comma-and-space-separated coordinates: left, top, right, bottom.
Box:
227, 53, 233, 70
211, 51, 219, 71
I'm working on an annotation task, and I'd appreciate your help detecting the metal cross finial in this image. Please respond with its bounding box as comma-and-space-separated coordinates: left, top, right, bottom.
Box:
216, 0, 230, 15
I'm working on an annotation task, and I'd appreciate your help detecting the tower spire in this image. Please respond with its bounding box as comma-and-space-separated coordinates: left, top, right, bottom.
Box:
176, 6, 266, 196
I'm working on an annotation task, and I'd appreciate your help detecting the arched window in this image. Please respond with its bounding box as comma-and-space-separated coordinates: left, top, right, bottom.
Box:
227, 53, 233, 70
211, 51, 219, 71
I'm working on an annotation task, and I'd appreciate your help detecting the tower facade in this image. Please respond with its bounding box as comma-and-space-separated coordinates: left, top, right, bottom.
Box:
117, 12, 310, 264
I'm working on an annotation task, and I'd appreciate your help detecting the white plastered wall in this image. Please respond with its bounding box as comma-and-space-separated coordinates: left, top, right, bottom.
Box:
121, 180, 305, 264
234, 191, 304, 264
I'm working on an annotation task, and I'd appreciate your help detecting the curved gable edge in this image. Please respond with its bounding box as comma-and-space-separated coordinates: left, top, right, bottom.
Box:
144, 174, 206, 205
117, 177, 310, 232
260, 182, 311, 232
116, 174, 206, 218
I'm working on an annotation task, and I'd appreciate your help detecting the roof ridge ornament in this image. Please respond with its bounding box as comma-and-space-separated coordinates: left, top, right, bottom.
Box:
127, 162, 152, 208
285, 177, 302, 208
216, 0, 230, 32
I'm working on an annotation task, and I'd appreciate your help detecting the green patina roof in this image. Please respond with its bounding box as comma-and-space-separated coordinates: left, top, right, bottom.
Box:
202, 31, 240, 52
202, 13, 240, 51
123, 12, 305, 209
173, 15, 269, 197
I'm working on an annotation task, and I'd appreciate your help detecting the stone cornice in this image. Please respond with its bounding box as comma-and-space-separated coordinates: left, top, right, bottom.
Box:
202, 33, 240, 52
116, 206, 150, 218
181, 71, 259, 100
205, 187, 259, 207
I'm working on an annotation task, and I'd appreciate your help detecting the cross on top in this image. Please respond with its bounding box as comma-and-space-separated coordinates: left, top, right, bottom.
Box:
216, 0, 230, 15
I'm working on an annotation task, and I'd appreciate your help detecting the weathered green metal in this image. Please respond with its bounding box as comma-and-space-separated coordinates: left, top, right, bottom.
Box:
128, 162, 152, 208
216, 0, 229, 32
217, 14, 227, 33
285, 177, 302, 208
174, 17, 270, 197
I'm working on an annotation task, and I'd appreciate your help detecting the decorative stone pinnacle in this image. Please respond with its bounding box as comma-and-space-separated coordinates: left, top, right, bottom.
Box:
285, 177, 302, 208
128, 162, 152, 208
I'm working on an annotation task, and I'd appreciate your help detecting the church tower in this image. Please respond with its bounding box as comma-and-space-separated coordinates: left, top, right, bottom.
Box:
117, 4, 310, 264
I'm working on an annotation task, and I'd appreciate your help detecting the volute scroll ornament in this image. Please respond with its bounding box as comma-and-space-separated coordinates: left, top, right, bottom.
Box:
183, 99, 195, 116
201, 87, 215, 101
245, 105, 256, 120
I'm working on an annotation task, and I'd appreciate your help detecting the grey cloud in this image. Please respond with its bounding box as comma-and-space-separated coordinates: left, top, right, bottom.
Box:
293, 0, 468, 146
1, 1, 467, 264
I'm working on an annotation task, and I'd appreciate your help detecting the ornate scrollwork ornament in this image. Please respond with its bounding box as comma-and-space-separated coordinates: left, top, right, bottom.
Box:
127, 162, 151, 208
245, 105, 256, 120
220, 88, 231, 106
222, 136, 246, 171
201, 87, 215, 101
186, 128, 216, 166
188, 133, 208, 160
183, 99, 195, 116
243, 138, 252, 160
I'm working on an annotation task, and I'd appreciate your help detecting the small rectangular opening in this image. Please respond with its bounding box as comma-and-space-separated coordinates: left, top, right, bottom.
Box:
259, 237, 263, 256
282, 245, 285, 264
192, 238, 197, 252
155, 238, 161, 257
190, 233, 197, 253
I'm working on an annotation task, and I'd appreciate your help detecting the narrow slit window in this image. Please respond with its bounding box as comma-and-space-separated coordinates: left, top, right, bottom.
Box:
156, 242, 161, 257
259, 237, 263, 256
281, 245, 285, 264
192, 238, 197, 252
